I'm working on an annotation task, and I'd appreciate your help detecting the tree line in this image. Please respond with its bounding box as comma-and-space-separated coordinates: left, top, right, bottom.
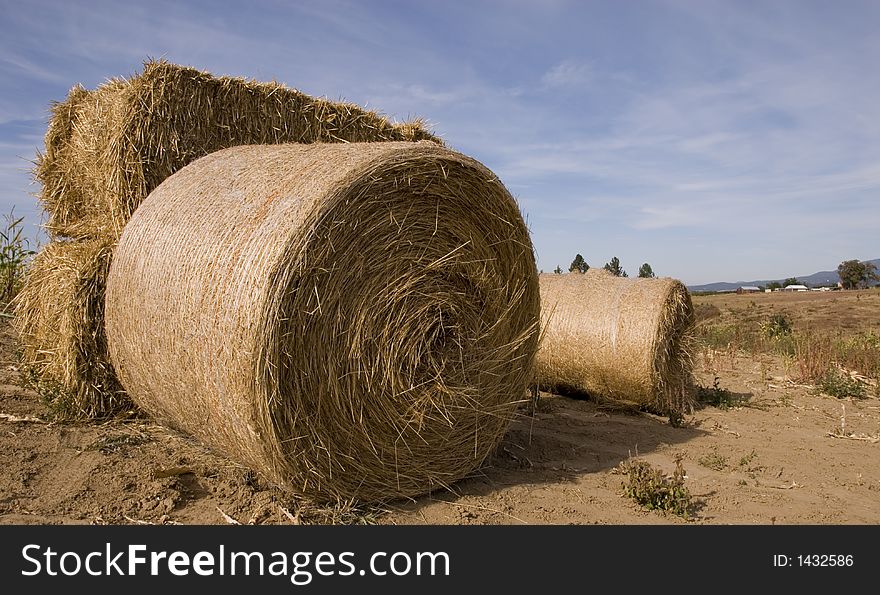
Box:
547, 257, 878, 289
553, 254, 655, 278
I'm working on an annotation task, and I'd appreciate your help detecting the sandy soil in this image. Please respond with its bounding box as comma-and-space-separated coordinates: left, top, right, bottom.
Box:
1, 292, 878, 525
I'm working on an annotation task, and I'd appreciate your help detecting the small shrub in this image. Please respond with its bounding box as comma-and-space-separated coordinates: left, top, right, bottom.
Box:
836, 332, 880, 380
771, 332, 797, 357
738, 450, 758, 468
698, 323, 737, 350
697, 376, 736, 409
760, 313, 792, 339
698, 449, 727, 471
618, 454, 691, 518
819, 368, 866, 399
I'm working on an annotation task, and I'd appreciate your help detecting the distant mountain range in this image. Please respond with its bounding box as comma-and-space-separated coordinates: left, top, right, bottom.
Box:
687, 258, 880, 293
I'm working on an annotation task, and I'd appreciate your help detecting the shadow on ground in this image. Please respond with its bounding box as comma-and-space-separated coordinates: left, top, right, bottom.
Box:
387, 391, 709, 515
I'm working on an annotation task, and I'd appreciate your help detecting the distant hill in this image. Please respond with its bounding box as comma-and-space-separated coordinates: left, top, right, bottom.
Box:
688, 258, 880, 293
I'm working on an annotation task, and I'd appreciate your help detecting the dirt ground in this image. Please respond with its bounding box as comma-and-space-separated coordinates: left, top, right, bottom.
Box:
1, 290, 878, 525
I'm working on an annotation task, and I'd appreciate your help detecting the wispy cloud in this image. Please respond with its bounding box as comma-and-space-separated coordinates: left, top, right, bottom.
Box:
541, 60, 592, 88
0, 54, 68, 85
0, 0, 878, 284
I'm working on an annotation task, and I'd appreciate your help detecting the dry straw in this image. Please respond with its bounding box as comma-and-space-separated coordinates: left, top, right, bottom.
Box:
12, 239, 132, 418
36, 59, 439, 240
105, 142, 540, 501
20, 59, 438, 418
536, 269, 694, 415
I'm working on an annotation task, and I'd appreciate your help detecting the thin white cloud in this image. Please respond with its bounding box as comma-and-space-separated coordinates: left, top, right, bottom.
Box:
0, 54, 68, 84
632, 205, 709, 230
540, 60, 592, 88
1, 0, 878, 284
376, 84, 478, 108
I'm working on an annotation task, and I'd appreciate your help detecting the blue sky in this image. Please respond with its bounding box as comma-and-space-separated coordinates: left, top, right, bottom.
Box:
1, 0, 878, 285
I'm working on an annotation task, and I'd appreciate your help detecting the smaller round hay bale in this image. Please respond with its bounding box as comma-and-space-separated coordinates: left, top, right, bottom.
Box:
105, 141, 540, 502
536, 269, 694, 415
12, 239, 131, 419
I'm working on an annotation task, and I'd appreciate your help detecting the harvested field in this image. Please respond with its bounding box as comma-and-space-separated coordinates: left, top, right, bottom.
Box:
2, 289, 878, 524
693, 288, 880, 335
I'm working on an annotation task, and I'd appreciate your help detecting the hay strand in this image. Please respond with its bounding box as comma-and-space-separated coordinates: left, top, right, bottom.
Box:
105, 142, 540, 501
535, 269, 694, 415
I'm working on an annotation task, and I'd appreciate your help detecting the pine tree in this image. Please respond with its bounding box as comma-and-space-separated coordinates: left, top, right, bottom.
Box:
638, 263, 655, 278
603, 256, 627, 277
569, 254, 589, 273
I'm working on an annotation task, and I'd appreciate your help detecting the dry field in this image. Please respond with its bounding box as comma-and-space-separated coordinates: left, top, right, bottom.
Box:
1, 289, 878, 525
694, 288, 880, 334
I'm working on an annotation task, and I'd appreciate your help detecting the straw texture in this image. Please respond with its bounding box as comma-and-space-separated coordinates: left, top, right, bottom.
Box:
12, 239, 131, 418
36, 59, 439, 240
536, 269, 694, 414
105, 141, 540, 501
21, 59, 439, 418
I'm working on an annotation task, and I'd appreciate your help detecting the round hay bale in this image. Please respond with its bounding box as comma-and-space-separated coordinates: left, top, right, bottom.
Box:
105, 141, 539, 501
535, 269, 694, 415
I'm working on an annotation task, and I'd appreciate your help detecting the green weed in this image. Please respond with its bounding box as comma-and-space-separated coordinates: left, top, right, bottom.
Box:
0, 207, 35, 307
618, 454, 692, 519
818, 368, 866, 399
698, 449, 727, 471
697, 376, 736, 409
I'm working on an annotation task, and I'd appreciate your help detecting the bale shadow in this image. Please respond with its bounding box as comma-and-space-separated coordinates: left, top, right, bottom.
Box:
693, 388, 759, 411
390, 392, 709, 514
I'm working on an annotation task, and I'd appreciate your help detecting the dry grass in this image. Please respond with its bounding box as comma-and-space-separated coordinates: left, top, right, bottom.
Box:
37, 59, 439, 240
12, 239, 134, 418
535, 269, 695, 417
693, 290, 880, 335
105, 142, 540, 502
21, 59, 441, 419
692, 290, 880, 386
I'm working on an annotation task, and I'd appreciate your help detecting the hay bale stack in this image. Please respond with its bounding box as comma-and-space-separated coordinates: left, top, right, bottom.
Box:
37, 59, 439, 240
536, 269, 694, 415
19, 59, 439, 418
12, 239, 131, 418
105, 142, 540, 501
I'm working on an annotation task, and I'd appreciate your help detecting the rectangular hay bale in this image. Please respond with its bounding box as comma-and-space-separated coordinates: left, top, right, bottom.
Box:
12, 239, 131, 419
37, 59, 440, 240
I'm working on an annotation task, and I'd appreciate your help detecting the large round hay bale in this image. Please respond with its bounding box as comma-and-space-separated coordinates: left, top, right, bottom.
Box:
536, 269, 694, 415
105, 141, 539, 501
